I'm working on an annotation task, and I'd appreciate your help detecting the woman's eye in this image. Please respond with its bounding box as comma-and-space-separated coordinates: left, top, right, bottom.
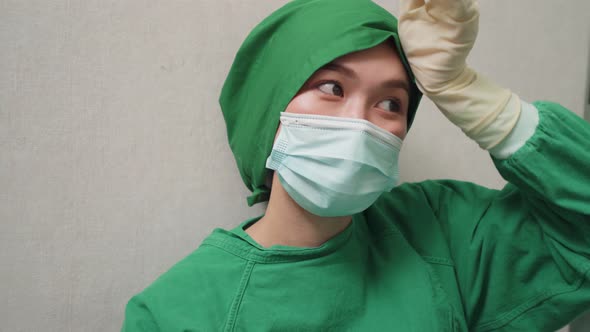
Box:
377, 99, 401, 113
317, 82, 344, 97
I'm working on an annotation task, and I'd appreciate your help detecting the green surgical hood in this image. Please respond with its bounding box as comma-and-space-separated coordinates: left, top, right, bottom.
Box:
219, 0, 422, 206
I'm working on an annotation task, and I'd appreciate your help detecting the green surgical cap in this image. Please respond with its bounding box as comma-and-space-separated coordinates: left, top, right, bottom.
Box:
219, 0, 422, 206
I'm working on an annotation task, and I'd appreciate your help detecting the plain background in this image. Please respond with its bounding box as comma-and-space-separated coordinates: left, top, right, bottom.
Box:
1, 1, 589, 331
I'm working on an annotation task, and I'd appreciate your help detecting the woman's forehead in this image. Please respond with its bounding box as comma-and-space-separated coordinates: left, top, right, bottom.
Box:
313, 42, 409, 83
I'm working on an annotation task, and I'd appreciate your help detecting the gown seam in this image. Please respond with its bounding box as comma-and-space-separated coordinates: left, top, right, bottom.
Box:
422, 255, 455, 266
474, 243, 590, 331
224, 260, 256, 332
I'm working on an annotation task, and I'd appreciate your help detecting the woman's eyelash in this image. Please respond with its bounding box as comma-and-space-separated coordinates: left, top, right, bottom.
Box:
378, 99, 402, 113
316, 81, 343, 96
315, 80, 403, 113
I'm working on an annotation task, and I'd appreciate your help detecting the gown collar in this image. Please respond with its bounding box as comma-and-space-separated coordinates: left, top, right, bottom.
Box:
201, 214, 361, 263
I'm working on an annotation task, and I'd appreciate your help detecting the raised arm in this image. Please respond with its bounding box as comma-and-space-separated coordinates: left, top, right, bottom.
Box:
398, 0, 590, 330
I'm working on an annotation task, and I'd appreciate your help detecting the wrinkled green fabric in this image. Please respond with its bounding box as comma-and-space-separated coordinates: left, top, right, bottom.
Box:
219, 0, 422, 206
121, 102, 590, 331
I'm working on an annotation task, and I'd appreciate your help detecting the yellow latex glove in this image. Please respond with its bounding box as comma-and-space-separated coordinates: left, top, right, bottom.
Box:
398, 0, 521, 149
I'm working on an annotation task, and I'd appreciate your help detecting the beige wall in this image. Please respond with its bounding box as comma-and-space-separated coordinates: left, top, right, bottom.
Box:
1, 1, 588, 331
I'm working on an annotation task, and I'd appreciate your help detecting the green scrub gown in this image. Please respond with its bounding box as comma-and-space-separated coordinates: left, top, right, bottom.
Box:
121, 0, 590, 330
121, 102, 590, 331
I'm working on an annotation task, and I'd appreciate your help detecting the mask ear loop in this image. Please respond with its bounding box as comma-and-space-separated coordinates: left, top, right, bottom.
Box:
265, 169, 274, 190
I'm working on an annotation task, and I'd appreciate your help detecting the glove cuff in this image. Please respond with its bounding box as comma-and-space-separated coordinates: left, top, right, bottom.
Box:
425, 68, 521, 149
489, 100, 540, 159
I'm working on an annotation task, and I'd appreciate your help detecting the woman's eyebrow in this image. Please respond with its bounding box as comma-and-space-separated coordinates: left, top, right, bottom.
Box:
319, 62, 410, 95
380, 79, 410, 95
320, 63, 358, 79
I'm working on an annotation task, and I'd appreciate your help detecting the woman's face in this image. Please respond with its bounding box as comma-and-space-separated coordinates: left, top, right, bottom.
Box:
284, 41, 411, 139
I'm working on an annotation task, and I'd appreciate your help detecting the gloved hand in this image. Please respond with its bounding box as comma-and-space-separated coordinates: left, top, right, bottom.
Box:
398, 0, 521, 149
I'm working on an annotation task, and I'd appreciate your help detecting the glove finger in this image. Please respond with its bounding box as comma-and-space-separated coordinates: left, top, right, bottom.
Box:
399, 0, 425, 15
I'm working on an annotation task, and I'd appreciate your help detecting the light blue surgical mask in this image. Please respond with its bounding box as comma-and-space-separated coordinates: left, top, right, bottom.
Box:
265, 112, 403, 217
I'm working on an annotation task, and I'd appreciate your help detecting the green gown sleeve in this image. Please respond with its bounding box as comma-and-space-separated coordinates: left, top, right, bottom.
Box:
121, 295, 160, 332
420, 101, 590, 331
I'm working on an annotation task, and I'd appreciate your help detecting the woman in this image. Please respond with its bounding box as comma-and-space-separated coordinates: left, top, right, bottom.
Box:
122, 0, 590, 331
